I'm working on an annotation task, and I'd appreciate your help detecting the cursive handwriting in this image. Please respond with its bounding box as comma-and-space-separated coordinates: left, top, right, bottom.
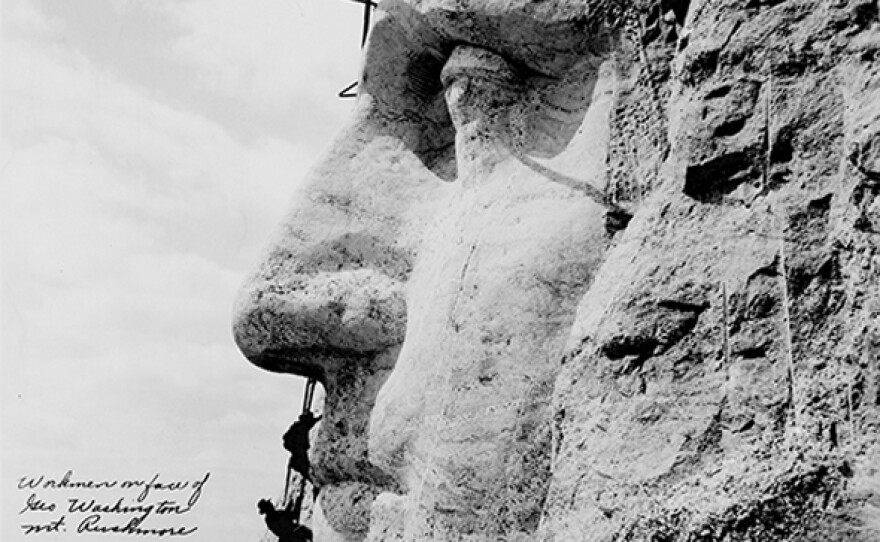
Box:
19, 493, 56, 514
15, 470, 209, 537
21, 516, 66, 535
77, 514, 197, 536
68, 497, 195, 517
19, 471, 117, 491
18, 471, 210, 505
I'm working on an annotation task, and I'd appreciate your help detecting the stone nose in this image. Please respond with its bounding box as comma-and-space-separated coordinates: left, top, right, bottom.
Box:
232, 230, 410, 492
229, 112, 426, 493
233, 263, 408, 379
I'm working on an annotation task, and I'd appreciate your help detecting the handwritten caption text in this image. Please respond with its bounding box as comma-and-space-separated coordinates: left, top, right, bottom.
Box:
16, 470, 210, 537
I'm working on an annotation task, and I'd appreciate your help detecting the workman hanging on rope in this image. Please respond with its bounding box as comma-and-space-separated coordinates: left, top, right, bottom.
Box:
283, 410, 322, 483
257, 499, 313, 542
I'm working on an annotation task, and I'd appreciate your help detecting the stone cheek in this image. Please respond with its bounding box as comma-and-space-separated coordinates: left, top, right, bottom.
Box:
363, 167, 610, 539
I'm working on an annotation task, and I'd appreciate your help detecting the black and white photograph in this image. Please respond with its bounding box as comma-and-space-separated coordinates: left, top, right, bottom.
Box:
3, 0, 879, 541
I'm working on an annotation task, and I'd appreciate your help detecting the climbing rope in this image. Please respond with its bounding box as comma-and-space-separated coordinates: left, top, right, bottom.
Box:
301, 377, 317, 414
338, 0, 377, 98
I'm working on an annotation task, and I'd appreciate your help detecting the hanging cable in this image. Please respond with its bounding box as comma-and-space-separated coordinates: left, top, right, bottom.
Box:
301, 377, 317, 415
337, 0, 377, 99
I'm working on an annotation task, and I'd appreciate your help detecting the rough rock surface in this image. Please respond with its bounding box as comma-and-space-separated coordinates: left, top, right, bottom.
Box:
545, 1, 880, 540
234, 0, 880, 540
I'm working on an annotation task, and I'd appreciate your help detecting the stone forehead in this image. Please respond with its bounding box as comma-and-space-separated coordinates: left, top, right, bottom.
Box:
382, 0, 632, 75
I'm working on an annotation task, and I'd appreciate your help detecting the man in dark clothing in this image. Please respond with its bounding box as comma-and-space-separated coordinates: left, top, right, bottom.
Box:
257, 499, 313, 542
282, 412, 321, 482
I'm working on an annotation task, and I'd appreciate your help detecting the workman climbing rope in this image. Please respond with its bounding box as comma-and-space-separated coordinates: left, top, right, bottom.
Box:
257, 499, 313, 542
283, 410, 322, 483
283, 377, 321, 484
281, 378, 322, 519
258, 377, 321, 538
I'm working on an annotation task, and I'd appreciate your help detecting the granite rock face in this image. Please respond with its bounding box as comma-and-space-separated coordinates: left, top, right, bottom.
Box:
546, 1, 880, 540
234, 0, 880, 540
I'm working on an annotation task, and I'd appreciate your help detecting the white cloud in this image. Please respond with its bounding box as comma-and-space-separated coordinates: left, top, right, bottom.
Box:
169, 0, 363, 115
3, 0, 64, 40
2, 2, 337, 540
2, 38, 314, 356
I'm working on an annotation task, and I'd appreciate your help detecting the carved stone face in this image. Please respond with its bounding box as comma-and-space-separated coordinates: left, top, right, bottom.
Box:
233, 1, 625, 539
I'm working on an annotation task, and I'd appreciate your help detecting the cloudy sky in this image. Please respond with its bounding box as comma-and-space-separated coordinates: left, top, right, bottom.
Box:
2, 0, 363, 539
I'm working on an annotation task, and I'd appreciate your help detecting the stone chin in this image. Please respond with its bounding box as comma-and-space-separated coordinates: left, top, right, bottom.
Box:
314, 482, 383, 542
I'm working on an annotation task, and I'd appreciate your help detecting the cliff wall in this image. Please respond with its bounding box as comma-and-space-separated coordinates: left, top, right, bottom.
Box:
543, 0, 880, 539
236, 1, 880, 540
